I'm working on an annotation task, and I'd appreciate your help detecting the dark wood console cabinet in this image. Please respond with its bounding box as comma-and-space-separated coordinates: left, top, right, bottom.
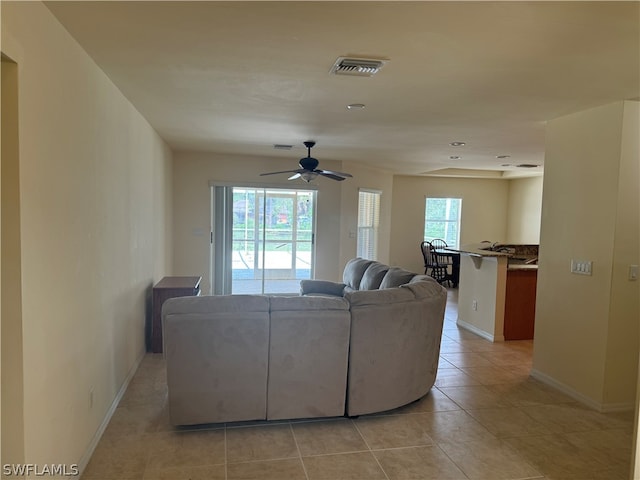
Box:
151, 276, 201, 353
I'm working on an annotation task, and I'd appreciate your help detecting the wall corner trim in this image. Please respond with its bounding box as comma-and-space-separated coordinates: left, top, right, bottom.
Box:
530, 368, 635, 413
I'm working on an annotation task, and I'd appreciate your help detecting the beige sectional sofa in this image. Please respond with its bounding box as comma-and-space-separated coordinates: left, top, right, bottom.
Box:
162, 258, 447, 426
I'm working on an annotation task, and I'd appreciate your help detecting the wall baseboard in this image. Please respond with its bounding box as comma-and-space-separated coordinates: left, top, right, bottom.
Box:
456, 318, 504, 343
77, 350, 146, 475
530, 368, 635, 413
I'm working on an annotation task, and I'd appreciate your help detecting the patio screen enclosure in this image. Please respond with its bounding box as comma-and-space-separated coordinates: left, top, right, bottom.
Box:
212, 185, 316, 294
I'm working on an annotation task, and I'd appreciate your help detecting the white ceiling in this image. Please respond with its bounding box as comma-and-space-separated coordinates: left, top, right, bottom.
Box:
45, 1, 639, 177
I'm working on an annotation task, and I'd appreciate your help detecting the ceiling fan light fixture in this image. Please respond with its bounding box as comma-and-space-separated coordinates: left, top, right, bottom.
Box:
300, 171, 318, 182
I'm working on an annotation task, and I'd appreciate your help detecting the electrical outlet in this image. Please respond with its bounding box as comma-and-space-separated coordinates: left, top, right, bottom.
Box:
630, 265, 638, 281
472, 300, 478, 311
89, 388, 94, 409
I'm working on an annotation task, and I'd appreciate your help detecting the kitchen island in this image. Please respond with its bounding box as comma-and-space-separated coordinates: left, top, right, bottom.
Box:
446, 243, 538, 342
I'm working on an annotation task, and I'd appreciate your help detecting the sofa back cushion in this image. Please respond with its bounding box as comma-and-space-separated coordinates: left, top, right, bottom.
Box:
359, 262, 390, 290
402, 275, 445, 299
162, 294, 270, 425
342, 257, 374, 290
345, 287, 415, 307
268, 296, 350, 420
379, 267, 416, 289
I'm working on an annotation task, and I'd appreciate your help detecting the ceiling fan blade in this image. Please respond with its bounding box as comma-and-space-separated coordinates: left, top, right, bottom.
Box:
288, 173, 302, 180
317, 169, 353, 178
260, 169, 303, 176
318, 172, 347, 181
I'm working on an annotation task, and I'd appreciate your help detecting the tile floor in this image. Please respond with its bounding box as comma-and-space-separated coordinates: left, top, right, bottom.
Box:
82, 290, 635, 480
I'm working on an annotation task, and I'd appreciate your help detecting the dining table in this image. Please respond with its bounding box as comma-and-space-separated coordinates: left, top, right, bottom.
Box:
433, 248, 461, 287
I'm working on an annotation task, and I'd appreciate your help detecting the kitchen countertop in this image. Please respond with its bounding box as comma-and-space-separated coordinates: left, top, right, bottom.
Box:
447, 243, 538, 269
445, 244, 511, 257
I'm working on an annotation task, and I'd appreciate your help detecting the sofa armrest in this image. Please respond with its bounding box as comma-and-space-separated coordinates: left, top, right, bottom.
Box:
300, 279, 346, 297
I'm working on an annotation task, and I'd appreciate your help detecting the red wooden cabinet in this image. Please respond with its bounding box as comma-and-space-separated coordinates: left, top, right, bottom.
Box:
503, 269, 537, 341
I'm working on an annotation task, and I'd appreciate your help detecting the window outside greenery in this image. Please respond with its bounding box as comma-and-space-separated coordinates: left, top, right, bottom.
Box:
424, 198, 461, 248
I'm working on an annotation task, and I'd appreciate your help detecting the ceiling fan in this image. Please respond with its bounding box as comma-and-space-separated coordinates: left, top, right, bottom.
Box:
260, 141, 353, 182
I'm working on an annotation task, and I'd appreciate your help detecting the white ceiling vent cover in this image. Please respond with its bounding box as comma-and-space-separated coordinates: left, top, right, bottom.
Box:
330, 57, 387, 77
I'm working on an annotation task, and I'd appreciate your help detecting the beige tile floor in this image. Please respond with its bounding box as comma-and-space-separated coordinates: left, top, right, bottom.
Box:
83, 290, 635, 480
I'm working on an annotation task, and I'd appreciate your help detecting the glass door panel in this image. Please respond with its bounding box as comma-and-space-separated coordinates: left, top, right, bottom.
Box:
224, 187, 315, 294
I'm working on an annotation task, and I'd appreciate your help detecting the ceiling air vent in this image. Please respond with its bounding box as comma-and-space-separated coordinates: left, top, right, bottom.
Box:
273, 144, 293, 150
516, 164, 540, 168
330, 57, 386, 77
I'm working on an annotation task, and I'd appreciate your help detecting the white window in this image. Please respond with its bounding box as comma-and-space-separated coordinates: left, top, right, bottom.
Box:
357, 189, 381, 260
424, 197, 462, 248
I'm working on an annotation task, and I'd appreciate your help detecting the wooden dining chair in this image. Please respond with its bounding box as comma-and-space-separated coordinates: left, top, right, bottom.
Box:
430, 238, 448, 249
420, 241, 447, 282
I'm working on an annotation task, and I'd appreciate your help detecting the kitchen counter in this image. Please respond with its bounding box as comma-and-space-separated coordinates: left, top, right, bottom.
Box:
446, 243, 511, 257
449, 243, 538, 269
455, 243, 539, 342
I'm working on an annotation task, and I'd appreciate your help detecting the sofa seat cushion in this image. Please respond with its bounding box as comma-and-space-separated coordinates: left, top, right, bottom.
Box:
379, 267, 416, 289
360, 262, 390, 290
342, 258, 374, 290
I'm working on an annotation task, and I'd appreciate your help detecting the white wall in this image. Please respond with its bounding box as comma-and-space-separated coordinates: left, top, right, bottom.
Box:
173, 152, 380, 292
1, 56, 23, 466
533, 100, 639, 410
506, 176, 543, 244
2, 1, 173, 469
338, 162, 394, 268
457, 255, 508, 342
390, 175, 510, 274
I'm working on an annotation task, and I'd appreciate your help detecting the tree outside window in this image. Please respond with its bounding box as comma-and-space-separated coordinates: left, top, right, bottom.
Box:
424, 197, 461, 248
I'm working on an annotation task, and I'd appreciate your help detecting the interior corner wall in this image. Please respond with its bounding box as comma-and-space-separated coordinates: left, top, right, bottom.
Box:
2, 1, 173, 468
603, 100, 639, 406
506, 176, 543, 244
389, 175, 509, 274
338, 162, 394, 269
1, 55, 25, 466
534, 101, 638, 409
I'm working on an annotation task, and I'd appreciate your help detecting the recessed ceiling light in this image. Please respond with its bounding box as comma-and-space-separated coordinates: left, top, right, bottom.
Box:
496, 155, 511, 159
449, 141, 466, 147
449, 156, 461, 160
347, 103, 366, 110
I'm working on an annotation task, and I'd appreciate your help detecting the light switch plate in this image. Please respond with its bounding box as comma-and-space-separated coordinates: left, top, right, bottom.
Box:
630, 265, 638, 281
571, 259, 592, 276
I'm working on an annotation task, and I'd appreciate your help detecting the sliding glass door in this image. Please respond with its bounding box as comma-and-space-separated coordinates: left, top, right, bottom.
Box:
213, 185, 316, 294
